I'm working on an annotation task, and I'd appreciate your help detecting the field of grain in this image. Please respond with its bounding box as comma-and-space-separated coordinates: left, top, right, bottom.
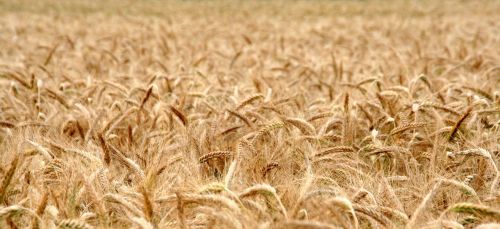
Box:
0, 0, 499, 228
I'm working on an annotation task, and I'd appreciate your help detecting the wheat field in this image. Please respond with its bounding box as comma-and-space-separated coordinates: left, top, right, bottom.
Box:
0, 0, 499, 228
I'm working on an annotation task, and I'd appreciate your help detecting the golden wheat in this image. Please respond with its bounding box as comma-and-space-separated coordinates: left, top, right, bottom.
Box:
0, 0, 499, 228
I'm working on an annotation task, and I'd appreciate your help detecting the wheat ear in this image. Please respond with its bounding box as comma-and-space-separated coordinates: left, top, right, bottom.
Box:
448, 106, 473, 142
447, 202, 500, 218
239, 184, 288, 220
0, 155, 20, 203
57, 219, 94, 229
329, 196, 359, 229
